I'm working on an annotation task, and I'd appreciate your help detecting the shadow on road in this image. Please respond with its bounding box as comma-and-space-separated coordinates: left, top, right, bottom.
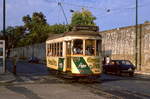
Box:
6, 59, 49, 76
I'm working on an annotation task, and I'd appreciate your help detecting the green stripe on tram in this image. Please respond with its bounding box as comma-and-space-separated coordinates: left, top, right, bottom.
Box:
73, 57, 93, 74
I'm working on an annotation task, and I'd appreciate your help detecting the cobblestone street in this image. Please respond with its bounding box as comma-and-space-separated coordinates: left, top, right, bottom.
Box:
0, 60, 149, 99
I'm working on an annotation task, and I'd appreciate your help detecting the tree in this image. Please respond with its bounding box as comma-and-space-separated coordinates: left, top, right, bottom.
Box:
48, 24, 68, 34
71, 8, 96, 26
22, 12, 49, 44
1, 26, 26, 57
22, 12, 70, 46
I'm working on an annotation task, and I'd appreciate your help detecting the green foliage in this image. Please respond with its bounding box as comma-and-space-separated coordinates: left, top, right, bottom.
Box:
2, 26, 25, 50
71, 8, 96, 26
21, 12, 49, 46
18, 12, 69, 47
48, 24, 68, 34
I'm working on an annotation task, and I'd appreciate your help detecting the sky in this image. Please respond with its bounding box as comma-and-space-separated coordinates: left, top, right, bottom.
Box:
0, 0, 150, 31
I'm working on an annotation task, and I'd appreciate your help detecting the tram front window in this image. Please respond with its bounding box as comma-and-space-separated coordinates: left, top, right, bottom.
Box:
85, 40, 95, 56
73, 39, 83, 54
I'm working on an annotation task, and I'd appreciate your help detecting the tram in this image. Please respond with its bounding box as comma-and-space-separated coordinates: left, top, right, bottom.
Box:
46, 26, 102, 77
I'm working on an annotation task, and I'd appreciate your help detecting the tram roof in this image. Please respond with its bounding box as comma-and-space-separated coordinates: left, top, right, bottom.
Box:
47, 30, 101, 40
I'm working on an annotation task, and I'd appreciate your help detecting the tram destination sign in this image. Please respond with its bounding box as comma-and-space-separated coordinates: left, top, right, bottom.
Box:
73, 25, 99, 32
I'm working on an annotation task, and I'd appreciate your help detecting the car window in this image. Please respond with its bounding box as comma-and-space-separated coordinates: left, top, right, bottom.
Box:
116, 61, 120, 65
121, 60, 132, 65
111, 61, 115, 65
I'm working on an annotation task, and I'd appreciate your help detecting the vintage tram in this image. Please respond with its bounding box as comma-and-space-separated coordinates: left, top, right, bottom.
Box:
46, 26, 102, 77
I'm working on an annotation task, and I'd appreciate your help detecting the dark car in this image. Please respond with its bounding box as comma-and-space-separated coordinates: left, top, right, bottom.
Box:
102, 60, 136, 76
28, 56, 39, 64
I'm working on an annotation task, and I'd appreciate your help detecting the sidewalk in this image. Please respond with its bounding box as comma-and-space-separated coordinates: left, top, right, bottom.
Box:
135, 71, 150, 76
0, 72, 16, 83
134, 71, 150, 80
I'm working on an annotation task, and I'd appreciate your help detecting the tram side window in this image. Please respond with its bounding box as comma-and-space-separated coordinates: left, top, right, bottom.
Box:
52, 43, 54, 56
60, 42, 63, 56
85, 40, 95, 56
54, 43, 57, 56
47, 44, 49, 56
73, 39, 83, 55
56, 43, 59, 56
48, 44, 52, 56
50, 44, 52, 56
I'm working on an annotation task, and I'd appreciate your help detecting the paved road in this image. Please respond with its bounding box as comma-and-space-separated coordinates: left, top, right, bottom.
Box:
7, 59, 49, 76
4, 59, 150, 99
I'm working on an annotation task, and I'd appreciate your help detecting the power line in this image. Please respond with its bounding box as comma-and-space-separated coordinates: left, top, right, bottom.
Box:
45, 0, 150, 14
59, 1, 150, 12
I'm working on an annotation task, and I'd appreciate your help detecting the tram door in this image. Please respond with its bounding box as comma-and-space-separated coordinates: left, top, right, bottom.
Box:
66, 41, 71, 71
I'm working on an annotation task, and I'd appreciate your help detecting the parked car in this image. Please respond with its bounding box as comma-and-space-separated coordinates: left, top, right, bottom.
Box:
102, 60, 136, 76
28, 56, 39, 64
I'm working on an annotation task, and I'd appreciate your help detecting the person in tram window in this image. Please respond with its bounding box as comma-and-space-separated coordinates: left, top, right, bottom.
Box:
73, 46, 82, 54
85, 46, 94, 55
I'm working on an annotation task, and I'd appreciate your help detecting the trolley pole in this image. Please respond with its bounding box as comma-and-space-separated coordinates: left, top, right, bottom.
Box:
58, 2, 68, 24
135, 0, 138, 68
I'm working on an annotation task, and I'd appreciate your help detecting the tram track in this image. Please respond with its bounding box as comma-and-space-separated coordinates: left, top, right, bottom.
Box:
47, 70, 150, 99
4, 69, 150, 99
46, 70, 121, 98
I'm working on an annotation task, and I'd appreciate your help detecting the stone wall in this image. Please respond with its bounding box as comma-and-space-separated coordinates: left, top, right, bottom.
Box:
10, 23, 150, 72
100, 23, 150, 72
142, 24, 150, 71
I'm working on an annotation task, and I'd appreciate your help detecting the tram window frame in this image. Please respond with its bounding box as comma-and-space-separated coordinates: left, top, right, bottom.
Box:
72, 39, 83, 55
85, 39, 96, 56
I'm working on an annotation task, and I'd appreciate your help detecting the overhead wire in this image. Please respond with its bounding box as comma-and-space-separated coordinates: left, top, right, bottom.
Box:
44, 0, 150, 24
45, 0, 150, 12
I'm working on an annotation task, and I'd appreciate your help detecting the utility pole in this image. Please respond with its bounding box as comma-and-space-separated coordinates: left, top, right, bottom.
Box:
58, 2, 68, 24
3, 0, 6, 72
3, 0, 6, 38
135, 0, 138, 68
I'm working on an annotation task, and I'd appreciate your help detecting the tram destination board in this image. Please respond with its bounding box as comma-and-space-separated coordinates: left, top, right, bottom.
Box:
73, 25, 99, 32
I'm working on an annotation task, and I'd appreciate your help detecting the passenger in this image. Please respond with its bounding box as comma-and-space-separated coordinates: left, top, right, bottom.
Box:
105, 56, 111, 64
73, 47, 82, 54
85, 46, 94, 55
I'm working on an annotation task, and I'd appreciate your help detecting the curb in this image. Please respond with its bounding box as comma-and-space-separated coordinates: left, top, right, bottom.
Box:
135, 71, 150, 76
0, 72, 16, 83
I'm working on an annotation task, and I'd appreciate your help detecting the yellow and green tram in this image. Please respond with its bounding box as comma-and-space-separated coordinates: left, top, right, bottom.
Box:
46, 26, 102, 77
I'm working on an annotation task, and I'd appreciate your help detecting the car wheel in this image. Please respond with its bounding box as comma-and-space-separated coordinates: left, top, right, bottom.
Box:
117, 71, 121, 76
129, 72, 134, 77
103, 69, 107, 74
